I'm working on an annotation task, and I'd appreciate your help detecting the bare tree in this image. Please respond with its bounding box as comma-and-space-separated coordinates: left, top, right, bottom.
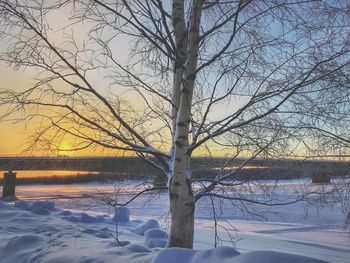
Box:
0, 0, 349, 248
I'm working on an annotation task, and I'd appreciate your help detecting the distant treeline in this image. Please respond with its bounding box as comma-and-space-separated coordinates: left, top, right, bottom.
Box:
192, 167, 310, 180
1, 156, 349, 176
0, 172, 144, 185
0, 166, 348, 186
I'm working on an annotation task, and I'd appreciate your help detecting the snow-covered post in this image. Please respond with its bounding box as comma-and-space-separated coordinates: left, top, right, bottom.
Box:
2, 171, 17, 198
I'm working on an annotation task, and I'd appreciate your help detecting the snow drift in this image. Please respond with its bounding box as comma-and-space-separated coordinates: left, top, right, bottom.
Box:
0, 200, 332, 263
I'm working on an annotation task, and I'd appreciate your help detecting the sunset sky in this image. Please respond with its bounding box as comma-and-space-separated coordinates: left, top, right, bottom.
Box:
0, 1, 348, 160
0, 65, 29, 156
0, 65, 96, 156
0, 7, 127, 156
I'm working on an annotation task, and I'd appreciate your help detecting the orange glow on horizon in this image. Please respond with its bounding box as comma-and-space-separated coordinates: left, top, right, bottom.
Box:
57, 141, 72, 156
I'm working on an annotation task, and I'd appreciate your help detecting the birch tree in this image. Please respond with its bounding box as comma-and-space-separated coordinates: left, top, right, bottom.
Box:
0, 0, 349, 248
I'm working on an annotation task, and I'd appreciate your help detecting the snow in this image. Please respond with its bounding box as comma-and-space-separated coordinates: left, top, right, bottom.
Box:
31, 206, 51, 215
81, 212, 106, 223
14, 200, 31, 210
5, 234, 45, 253
0, 180, 349, 263
145, 237, 167, 248
134, 219, 160, 235
0, 200, 330, 263
60, 210, 72, 216
145, 228, 168, 240
151, 247, 329, 263
225, 250, 328, 263
0, 200, 16, 210
144, 228, 168, 248
30, 200, 56, 210
114, 206, 131, 222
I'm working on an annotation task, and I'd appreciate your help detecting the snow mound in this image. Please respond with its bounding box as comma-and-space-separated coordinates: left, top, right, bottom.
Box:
61, 212, 105, 223
151, 247, 199, 263
0, 200, 17, 210
151, 247, 327, 263
82, 228, 110, 238
33, 225, 59, 235
134, 219, 160, 235
145, 229, 169, 248
60, 210, 72, 216
145, 229, 168, 240
113, 207, 130, 223
124, 243, 153, 253
81, 213, 105, 223
14, 200, 31, 210
197, 246, 241, 261
146, 237, 167, 248
151, 246, 239, 263
31, 206, 50, 215
30, 200, 55, 210
1, 196, 17, 202
118, 241, 131, 247
5, 234, 45, 253
63, 215, 80, 222
230, 250, 328, 263
0, 199, 332, 263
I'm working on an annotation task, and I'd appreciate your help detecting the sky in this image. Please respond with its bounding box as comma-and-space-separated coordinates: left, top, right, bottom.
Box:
0, 1, 272, 157
1, 1, 348, 159
0, 5, 122, 156
0, 66, 30, 156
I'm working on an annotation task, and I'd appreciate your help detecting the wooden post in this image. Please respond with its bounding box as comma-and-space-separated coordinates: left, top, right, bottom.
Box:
2, 171, 17, 198
153, 174, 167, 187
311, 172, 330, 184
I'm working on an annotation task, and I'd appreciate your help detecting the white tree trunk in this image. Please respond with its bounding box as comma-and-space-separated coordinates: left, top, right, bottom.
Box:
168, 151, 194, 248
168, 0, 203, 248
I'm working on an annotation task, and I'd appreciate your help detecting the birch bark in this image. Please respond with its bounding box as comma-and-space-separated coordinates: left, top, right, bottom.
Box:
168, 0, 203, 248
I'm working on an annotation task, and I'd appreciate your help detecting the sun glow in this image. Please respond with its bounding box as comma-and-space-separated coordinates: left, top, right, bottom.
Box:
58, 141, 72, 156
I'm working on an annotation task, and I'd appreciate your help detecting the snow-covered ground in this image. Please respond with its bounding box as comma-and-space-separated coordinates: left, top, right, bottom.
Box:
0, 180, 349, 263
